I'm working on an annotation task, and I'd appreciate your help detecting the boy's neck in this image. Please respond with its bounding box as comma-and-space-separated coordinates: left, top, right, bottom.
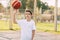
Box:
26, 19, 31, 22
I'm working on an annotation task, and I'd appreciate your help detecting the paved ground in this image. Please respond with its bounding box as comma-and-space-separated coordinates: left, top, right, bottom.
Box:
0, 30, 60, 40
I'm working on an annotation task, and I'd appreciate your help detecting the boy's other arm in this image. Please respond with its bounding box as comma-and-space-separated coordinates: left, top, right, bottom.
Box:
32, 21, 36, 40
32, 30, 35, 40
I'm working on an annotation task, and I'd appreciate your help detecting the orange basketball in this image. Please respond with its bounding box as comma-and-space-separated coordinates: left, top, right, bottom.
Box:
12, 0, 22, 9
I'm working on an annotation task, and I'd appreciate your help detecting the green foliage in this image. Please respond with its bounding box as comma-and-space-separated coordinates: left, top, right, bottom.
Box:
20, 0, 27, 9
41, 2, 49, 13
28, 0, 34, 9
19, 0, 49, 11
37, 0, 42, 9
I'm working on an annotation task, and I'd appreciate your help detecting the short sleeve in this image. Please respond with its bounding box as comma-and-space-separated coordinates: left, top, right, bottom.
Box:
32, 21, 36, 30
16, 19, 22, 26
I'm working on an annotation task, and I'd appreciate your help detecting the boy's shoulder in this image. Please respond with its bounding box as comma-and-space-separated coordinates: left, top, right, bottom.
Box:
31, 20, 35, 23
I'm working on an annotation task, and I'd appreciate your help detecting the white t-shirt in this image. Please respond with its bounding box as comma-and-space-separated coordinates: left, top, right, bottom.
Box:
16, 19, 36, 40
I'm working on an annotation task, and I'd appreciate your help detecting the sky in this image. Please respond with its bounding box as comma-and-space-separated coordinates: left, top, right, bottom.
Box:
0, 0, 10, 8
41, 0, 60, 7
0, 0, 60, 8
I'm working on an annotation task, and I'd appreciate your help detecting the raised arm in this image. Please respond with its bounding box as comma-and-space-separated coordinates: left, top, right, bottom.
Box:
12, 9, 17, 24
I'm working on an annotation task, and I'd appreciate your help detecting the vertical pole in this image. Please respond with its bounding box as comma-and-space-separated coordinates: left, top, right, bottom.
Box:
34, 0, 37, 23
54, 0, 58, 32
9, 0, 13, 30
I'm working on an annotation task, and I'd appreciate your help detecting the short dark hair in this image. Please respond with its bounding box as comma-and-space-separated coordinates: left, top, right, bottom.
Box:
26, 10, 32, 15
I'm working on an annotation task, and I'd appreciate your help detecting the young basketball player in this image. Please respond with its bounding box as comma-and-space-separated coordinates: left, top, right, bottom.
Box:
13, 10, 36, 40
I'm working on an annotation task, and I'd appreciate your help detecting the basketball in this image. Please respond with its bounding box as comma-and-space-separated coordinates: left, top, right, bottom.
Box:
12, 0, 22, 9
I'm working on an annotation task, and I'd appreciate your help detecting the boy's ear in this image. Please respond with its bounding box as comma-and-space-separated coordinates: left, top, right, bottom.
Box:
31, 14, 33, 17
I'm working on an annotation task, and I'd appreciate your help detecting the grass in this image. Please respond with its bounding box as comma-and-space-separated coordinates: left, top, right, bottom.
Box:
0, 20, 60, 34
36, 22, 54, 31
36, 22, 60, 34
0, 20, 20, 30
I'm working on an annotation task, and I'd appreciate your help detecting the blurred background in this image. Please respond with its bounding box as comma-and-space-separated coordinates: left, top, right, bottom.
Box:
0, 0, 60, 32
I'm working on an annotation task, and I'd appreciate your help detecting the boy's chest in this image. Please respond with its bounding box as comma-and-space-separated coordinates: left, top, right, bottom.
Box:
21, 22, 32, 29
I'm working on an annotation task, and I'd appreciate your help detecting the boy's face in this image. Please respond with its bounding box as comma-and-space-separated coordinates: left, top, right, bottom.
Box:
25, 12, 32, 20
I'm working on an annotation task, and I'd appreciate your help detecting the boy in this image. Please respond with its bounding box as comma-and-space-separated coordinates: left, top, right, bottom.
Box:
13, 10, 36, 40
